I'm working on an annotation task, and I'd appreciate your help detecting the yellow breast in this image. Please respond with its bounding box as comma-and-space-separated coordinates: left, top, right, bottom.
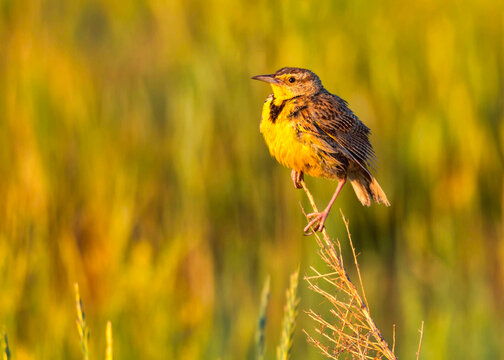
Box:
259, 96, 326, 177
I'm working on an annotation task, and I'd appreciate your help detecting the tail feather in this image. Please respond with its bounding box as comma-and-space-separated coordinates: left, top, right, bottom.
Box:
349, 171, 390, 207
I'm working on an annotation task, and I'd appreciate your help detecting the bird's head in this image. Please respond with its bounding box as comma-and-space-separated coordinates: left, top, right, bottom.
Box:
252, 67, 323, 100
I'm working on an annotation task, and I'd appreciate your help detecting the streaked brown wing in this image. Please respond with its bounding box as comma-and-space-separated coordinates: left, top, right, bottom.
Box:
304, 92, 377, 173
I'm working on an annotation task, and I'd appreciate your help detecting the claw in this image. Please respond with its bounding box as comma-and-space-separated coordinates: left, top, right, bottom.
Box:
291, 170, 304, 189
303, 211, 329, 234
302, 177, 346, 235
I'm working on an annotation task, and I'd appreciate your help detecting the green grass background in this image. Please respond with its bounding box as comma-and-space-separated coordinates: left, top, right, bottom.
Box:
1, 0, 503, 358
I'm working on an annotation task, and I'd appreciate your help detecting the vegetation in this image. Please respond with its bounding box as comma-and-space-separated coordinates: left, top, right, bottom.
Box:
75, 284, 90, 360
0, 0, 503, 358
277, 270, 299, 360
302, 182, 398, 359
2, 329, 10, 360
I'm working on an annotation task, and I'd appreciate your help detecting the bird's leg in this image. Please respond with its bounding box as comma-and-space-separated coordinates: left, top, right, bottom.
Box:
304, 177, 346, 234
291, 169, 304, 189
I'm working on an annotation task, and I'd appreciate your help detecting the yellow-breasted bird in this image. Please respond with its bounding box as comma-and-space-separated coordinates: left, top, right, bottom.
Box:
252, 67, 390, 233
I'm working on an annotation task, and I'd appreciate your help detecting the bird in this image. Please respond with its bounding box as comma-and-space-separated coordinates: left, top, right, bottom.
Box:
252, 67, 390, 233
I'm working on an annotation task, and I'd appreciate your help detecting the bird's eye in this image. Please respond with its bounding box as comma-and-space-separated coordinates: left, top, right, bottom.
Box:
288, 77, 296, 83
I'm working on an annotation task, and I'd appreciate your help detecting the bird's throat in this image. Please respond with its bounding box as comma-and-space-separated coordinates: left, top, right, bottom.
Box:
271, 84, 294, 100
269, 96, 286, 124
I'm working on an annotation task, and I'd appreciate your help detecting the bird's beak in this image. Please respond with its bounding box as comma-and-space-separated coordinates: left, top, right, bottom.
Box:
251, 74, 281, 85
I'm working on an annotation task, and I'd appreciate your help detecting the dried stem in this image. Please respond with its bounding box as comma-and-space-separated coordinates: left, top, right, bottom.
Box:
105, 320, 113, 360
74, 283, 90, 360
416, 321, 424, 360
341, 210, 369, 311
392, 324, 396, 354
300, 180, 396, 360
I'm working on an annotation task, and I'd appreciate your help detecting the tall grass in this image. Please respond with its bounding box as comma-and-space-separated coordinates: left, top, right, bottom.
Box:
105, 321, 113, 360
74, 283, 114, 360
256, 276, 270, 360
277, 270, 299, 360
2, 329, 10, 360
301, 182, 397, 359
75, 283, 90, 360
0, 0, 503, 358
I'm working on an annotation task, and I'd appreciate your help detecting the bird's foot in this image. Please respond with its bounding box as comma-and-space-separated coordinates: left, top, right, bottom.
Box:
304, 210, 329, 235
291, 170, 304, 189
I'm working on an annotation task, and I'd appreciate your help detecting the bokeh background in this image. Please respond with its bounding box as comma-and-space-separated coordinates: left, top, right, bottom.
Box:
1, 0, 503, 358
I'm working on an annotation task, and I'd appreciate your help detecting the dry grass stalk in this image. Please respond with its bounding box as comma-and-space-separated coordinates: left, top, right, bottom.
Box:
74, 283, 90, 360
416, 321, 424, 360
300, 180, 397, 360
105, 321, 113, 360
392, 324, 396, 354
2, 328, 10, 360
256, 276, 271, 360
277, 269, 300, 360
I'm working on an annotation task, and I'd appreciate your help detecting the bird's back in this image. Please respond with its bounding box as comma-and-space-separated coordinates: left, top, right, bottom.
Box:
300, 91, 376, 175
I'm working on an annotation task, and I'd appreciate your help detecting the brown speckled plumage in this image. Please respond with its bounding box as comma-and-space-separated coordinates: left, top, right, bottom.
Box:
253, 67, 389, 233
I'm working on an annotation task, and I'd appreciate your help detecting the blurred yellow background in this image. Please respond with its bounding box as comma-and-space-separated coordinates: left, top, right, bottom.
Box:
1, 0, 503, 358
